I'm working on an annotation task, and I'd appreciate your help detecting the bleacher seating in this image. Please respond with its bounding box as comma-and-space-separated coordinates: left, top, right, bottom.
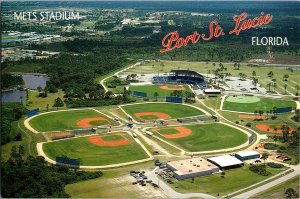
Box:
153, 70, 207, 89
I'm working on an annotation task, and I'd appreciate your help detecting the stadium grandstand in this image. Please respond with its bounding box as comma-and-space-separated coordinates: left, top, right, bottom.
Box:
153, 70, 207, 89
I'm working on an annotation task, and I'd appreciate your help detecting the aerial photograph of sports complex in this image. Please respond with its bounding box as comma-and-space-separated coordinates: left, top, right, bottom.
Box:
1, 1, 299, 198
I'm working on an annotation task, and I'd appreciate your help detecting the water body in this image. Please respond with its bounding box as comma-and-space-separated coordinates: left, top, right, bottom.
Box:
21, 74, 49, 89
1, 74, 49, 103
1, 89, 26, 103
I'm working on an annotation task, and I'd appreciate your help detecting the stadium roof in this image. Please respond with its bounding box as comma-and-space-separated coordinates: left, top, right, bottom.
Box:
235, 150, 260, 157
207, 155, 243, 168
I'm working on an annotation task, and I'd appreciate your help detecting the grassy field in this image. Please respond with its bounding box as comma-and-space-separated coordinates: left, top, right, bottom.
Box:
223, 96, 296, 113
2, 119, 46, 161
121, 103, 204, 121
170, 164, 287, 197
29, 109, 116, 132
251, 176, 299, 199
24, 89, 66, 111
150, 123, 248, 152
43, 133, 149, 166
124, 61, 300, 96
64, 161, 161, 198
130, 84, 192, 97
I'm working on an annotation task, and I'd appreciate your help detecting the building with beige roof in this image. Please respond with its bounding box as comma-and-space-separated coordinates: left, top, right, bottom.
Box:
166, 157, 219, 180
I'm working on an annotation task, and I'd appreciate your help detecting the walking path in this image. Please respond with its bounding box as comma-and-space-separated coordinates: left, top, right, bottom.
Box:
100, 62, 142, 92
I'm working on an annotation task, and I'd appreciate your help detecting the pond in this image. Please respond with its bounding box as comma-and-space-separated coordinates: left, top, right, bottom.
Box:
21, 74, 49, 89
1, 73, 49, 103
1, 89, 26, 103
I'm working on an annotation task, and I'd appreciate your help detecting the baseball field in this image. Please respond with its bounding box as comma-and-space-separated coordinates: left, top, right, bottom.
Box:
121, 103, 205, 121
223, 96, 296, 113
149, 123, 248, 152
29, 109, 117, 132
130, 84, 191, 97
42, 132, 149, 166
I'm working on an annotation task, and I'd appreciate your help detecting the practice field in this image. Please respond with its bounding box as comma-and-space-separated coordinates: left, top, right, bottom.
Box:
121, 103, 204, 121
255, 123, 295, 134
223, 96, 296, 113
149, 123, 248, 152
29, 109, 116, 132
43, 132, 149, 166
130, 84, 191, 97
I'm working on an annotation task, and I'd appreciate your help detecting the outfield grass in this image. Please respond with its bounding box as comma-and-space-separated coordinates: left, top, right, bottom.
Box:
29, 109, 116, 132
223, 96, 296, 113
130, 84, 192, 97
250, 176, 299, 199
170, 164, 287, 196
151, 123, 248, 152
121, 103, 204, 121
43, 133, 149, 166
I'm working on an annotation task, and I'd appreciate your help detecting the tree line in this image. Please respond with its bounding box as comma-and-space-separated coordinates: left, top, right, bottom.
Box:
1, 145, 102, 197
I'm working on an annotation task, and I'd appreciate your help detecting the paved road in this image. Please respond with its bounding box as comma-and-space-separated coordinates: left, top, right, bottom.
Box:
146, 168, 216, 199
232, 164, 300, 199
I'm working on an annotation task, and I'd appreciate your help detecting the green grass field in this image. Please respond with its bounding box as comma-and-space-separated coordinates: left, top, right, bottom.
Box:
121, 103, 204, 121
43, 133, 149, 166
25, 89, 66, 111
251, 176, 299, 199
170, 164, 287, 196
130, 84, 192, 97
29, 109, 116, 132
150, 123, 248, 151
223, 96, 296, 113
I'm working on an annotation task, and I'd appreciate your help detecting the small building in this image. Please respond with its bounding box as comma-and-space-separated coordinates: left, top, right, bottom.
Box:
166, 157, 219, 180
207, 155, 244, 170
204, 89, 221, 94
235, 150, 261, 161
146, 131, 153, 136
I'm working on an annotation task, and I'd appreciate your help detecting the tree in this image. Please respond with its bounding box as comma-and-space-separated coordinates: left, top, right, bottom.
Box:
267, 83, 272, 92
285, 188, 298, 198
283, 74, 289, 81
284, 84, 287, 94
261, 152, 269, 165
104, 91, 114, 99
37, 86, 42, 93
252, 77, 258, 88
53, 97, 64, 107
281, 124, 290, 142
293, 109, 300, 122
258, 110, 264, 118
295, 85, 299, 96
267, 71, 274, 77
273, 135, 278, 144
153, 92, 159, 101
